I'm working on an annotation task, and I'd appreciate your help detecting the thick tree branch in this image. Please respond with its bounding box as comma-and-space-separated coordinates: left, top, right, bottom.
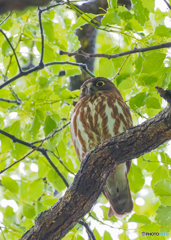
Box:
0, 0, 51, 14
69, 0, 108, 91
156, 86, 171, 106
0, 126, 94, 237
60, 42, 171, 59
20, 105, 171, 240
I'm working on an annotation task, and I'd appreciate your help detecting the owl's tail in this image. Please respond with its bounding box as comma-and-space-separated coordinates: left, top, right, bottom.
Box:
103, 163, 133, 219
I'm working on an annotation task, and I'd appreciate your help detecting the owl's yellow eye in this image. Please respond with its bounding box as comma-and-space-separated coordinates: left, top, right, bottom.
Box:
81, 87, 86, 93
96, 81, 105, 87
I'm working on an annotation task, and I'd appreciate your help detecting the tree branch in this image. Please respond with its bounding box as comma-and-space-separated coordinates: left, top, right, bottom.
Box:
41, 2, 66, 12
20, 104, 171, 240
0, 61, 94, 90
0, 12, 12, 26
79, 220, 96, 240
38, 7, 44, 66
0, 0, 51, 14
60, 42, 171, 59
0, 128, 69, 187
0, 98, 21, 104
163, 0, 171, 10
0, 29, 22, 72
31, 121, 70, 144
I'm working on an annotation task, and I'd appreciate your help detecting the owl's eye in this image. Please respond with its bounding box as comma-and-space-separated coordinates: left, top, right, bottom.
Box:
81, 87, 86, 93
96, 81, 105, 87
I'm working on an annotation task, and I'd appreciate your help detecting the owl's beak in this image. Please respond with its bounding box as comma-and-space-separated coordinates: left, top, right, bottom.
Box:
86, 83, 96, 94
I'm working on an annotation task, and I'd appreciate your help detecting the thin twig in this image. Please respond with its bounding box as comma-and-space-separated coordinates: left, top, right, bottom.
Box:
48, 150, 75, 175
0, 98, 21, 104
45, 61, 95, 77
79, 220, 96, 240
32, 121, 70, 144
0, 12, 12, 26
163, 0, 171, 9
41, 2, 66, 12
38, 7, 44, 66
60, 42, 171, 60
0, 61, 93, 90
0, 145, 42, 174
113, 55, 130, 80
42, 150, 69, 187
0, 129, 69, 187
0, 29, 22, 72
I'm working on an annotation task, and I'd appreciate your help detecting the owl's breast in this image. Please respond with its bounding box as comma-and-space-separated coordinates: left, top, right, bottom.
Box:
71, 92, 131, 160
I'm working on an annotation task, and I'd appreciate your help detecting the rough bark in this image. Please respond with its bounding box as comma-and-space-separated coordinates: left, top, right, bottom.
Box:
69, 0, 108, 91
69, 0, 131, 90
0, 0, 51, 14
20, 106, 171, 240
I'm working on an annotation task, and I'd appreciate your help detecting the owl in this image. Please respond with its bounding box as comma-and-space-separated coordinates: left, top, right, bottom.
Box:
70, 77, 133, 218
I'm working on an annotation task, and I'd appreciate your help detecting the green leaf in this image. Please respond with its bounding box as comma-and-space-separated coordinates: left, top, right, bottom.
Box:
2, 39, 11, 57
154, 179, 171, 197
155, 205, 171, 226
160, 196, 171, 206
138, 73, 158, 86
142, 0, 155, 12
38, 76, 48, 87
71, 13, 97, 31
36, 202, 47, 214
151, 166, 169, 188
129, 92, 147, 110
93, 228, 101, 240
29, 110, 41, 138
28, 179, 44, 201
5, 206, 15, 216
20, 180, 29, 201
56, 140, 66, 158
140, 223, 161, 235
110, 0, 117, 8
117, 77, 134, 90
65, 68, 81, 77
2, 176, 19, 194
132, 0, 149, 25
146, 97, 161, 109
44, 115, 57, 136
141, 52, 165, 74
43, 21, 55, 43
23, 203, 36, 219
129, 213, 151, 224
103, 231, 113, 240
128, 163, 145, 193
102, 7, 120, 25
155, 25, 171, 37
10, 121, 21, 138
118, 11, 133, 21
99, 57, 115, 78
47, 169, 66, 192
41, 196, 57, 206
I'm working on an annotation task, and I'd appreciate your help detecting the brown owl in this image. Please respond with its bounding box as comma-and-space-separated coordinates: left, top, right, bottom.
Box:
70, 77, 133, 218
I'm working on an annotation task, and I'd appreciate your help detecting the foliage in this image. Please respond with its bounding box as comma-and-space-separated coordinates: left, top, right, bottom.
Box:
0, 0, 171, 239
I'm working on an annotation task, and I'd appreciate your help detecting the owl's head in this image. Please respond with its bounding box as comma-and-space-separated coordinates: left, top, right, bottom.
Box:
79, 77, 116, 99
